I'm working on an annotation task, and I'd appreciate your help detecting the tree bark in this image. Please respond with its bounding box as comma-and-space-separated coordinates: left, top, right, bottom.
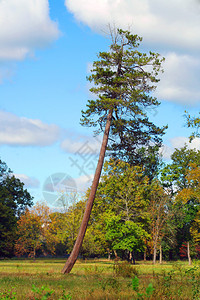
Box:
159, 244, 162, 264
132, 250, 136, 265
153, 246, 157, 264
187, 241, 192, 266
144, 248, 147, 261
62, 109, 113, 274
108, 250, 111, 260
129, 251, 132, 263
113, 250, 118, 259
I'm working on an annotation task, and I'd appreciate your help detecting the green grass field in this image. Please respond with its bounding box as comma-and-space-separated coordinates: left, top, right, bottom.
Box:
0, 258, 199, 299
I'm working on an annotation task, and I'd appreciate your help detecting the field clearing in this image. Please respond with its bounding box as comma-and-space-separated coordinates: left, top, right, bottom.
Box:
0, 259, 199, 299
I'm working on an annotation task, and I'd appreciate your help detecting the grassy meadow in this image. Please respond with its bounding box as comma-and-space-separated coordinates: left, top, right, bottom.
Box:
0, 258, 200, 299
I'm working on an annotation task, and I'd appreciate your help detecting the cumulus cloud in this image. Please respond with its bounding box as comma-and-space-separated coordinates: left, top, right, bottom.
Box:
170, 136, 200, 150
65, 0, 200, 105
61, 134, 102, 155
0, 110, 60, 146
155, 53, 200, 105
14, 173, 40, 188
160, 137, 200, 160
65, 0, 200, 51
0, 0, 60, 62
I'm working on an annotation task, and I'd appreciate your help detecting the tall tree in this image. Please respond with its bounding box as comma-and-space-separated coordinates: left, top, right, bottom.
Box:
148, 180, 169, 264
105, 213, 149, 264
174, 164, 200, 264
93, 159, 150, 262
160, 145, 200, 195
0, 159, 33, 257
15, 202, 60, 258
62, 28, 165, 274
15, 207, 42, 259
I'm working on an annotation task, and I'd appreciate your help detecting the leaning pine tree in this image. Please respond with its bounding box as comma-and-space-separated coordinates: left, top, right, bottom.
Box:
62, 28, 166, 274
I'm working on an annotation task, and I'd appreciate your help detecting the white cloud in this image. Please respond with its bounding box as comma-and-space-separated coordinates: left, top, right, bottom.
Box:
159, 144, 174, 160
170, 136, 200, 150
0, 0, 60, 62
65, 0, 200, 105
65, 0, 200, 51
160, 136, 200, 160
0, 110, 60, 146
61, 135, 101, 155
155, 53, 200, 105
14, 173, 40, 188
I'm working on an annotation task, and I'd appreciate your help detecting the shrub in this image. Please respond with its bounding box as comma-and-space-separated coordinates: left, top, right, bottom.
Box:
113, 261, 138, 278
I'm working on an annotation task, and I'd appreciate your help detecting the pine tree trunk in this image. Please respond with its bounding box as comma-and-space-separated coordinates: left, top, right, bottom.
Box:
187, 241, 192, 266
159, 244, 162, 264
62, 109, 113, 274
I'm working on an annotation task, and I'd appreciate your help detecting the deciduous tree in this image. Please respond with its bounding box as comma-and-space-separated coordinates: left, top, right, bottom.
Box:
160, 145, 200, 195
15, 208, 42, 259
92, 159, 150, 262
148, 180, 169, 264
0, 158, 33, 257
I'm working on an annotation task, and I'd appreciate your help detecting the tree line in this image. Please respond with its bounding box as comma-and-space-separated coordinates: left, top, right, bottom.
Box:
1, 144, 200, 265
1, 28, 200, 269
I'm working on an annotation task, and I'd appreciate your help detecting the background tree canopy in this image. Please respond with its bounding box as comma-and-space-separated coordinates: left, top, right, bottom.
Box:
0, 158, 33, 257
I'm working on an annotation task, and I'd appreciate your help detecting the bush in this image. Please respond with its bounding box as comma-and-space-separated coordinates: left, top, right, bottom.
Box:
113, 261, 138, 278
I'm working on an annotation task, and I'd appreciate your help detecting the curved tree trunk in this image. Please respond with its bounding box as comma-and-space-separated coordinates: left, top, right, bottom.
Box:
62, 109, 113, 274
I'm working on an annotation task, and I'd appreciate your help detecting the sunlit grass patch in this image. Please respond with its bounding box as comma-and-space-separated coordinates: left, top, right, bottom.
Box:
0, 259, 199, 299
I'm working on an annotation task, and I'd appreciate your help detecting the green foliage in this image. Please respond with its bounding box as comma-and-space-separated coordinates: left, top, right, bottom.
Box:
149, 180, 171, 263
132, 276, 154, 299
160, 145, 200, 194
32, 285, 72, 300
92, 159, 150, 259
54, 199, 86, 254
113, 261, 139, 278
81, 28, 166, 167
98, 276, 120, 292
0, 158, 33, 257
185, 266, 200, 299
106, 216, 149, 254
185, 110, 200, 141
0, 289, 16, 300
132, 276, 139, 292
32, 285, 54, 300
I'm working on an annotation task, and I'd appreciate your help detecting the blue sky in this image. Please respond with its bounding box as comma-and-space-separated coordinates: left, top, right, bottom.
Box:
1, 0, 200, 205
